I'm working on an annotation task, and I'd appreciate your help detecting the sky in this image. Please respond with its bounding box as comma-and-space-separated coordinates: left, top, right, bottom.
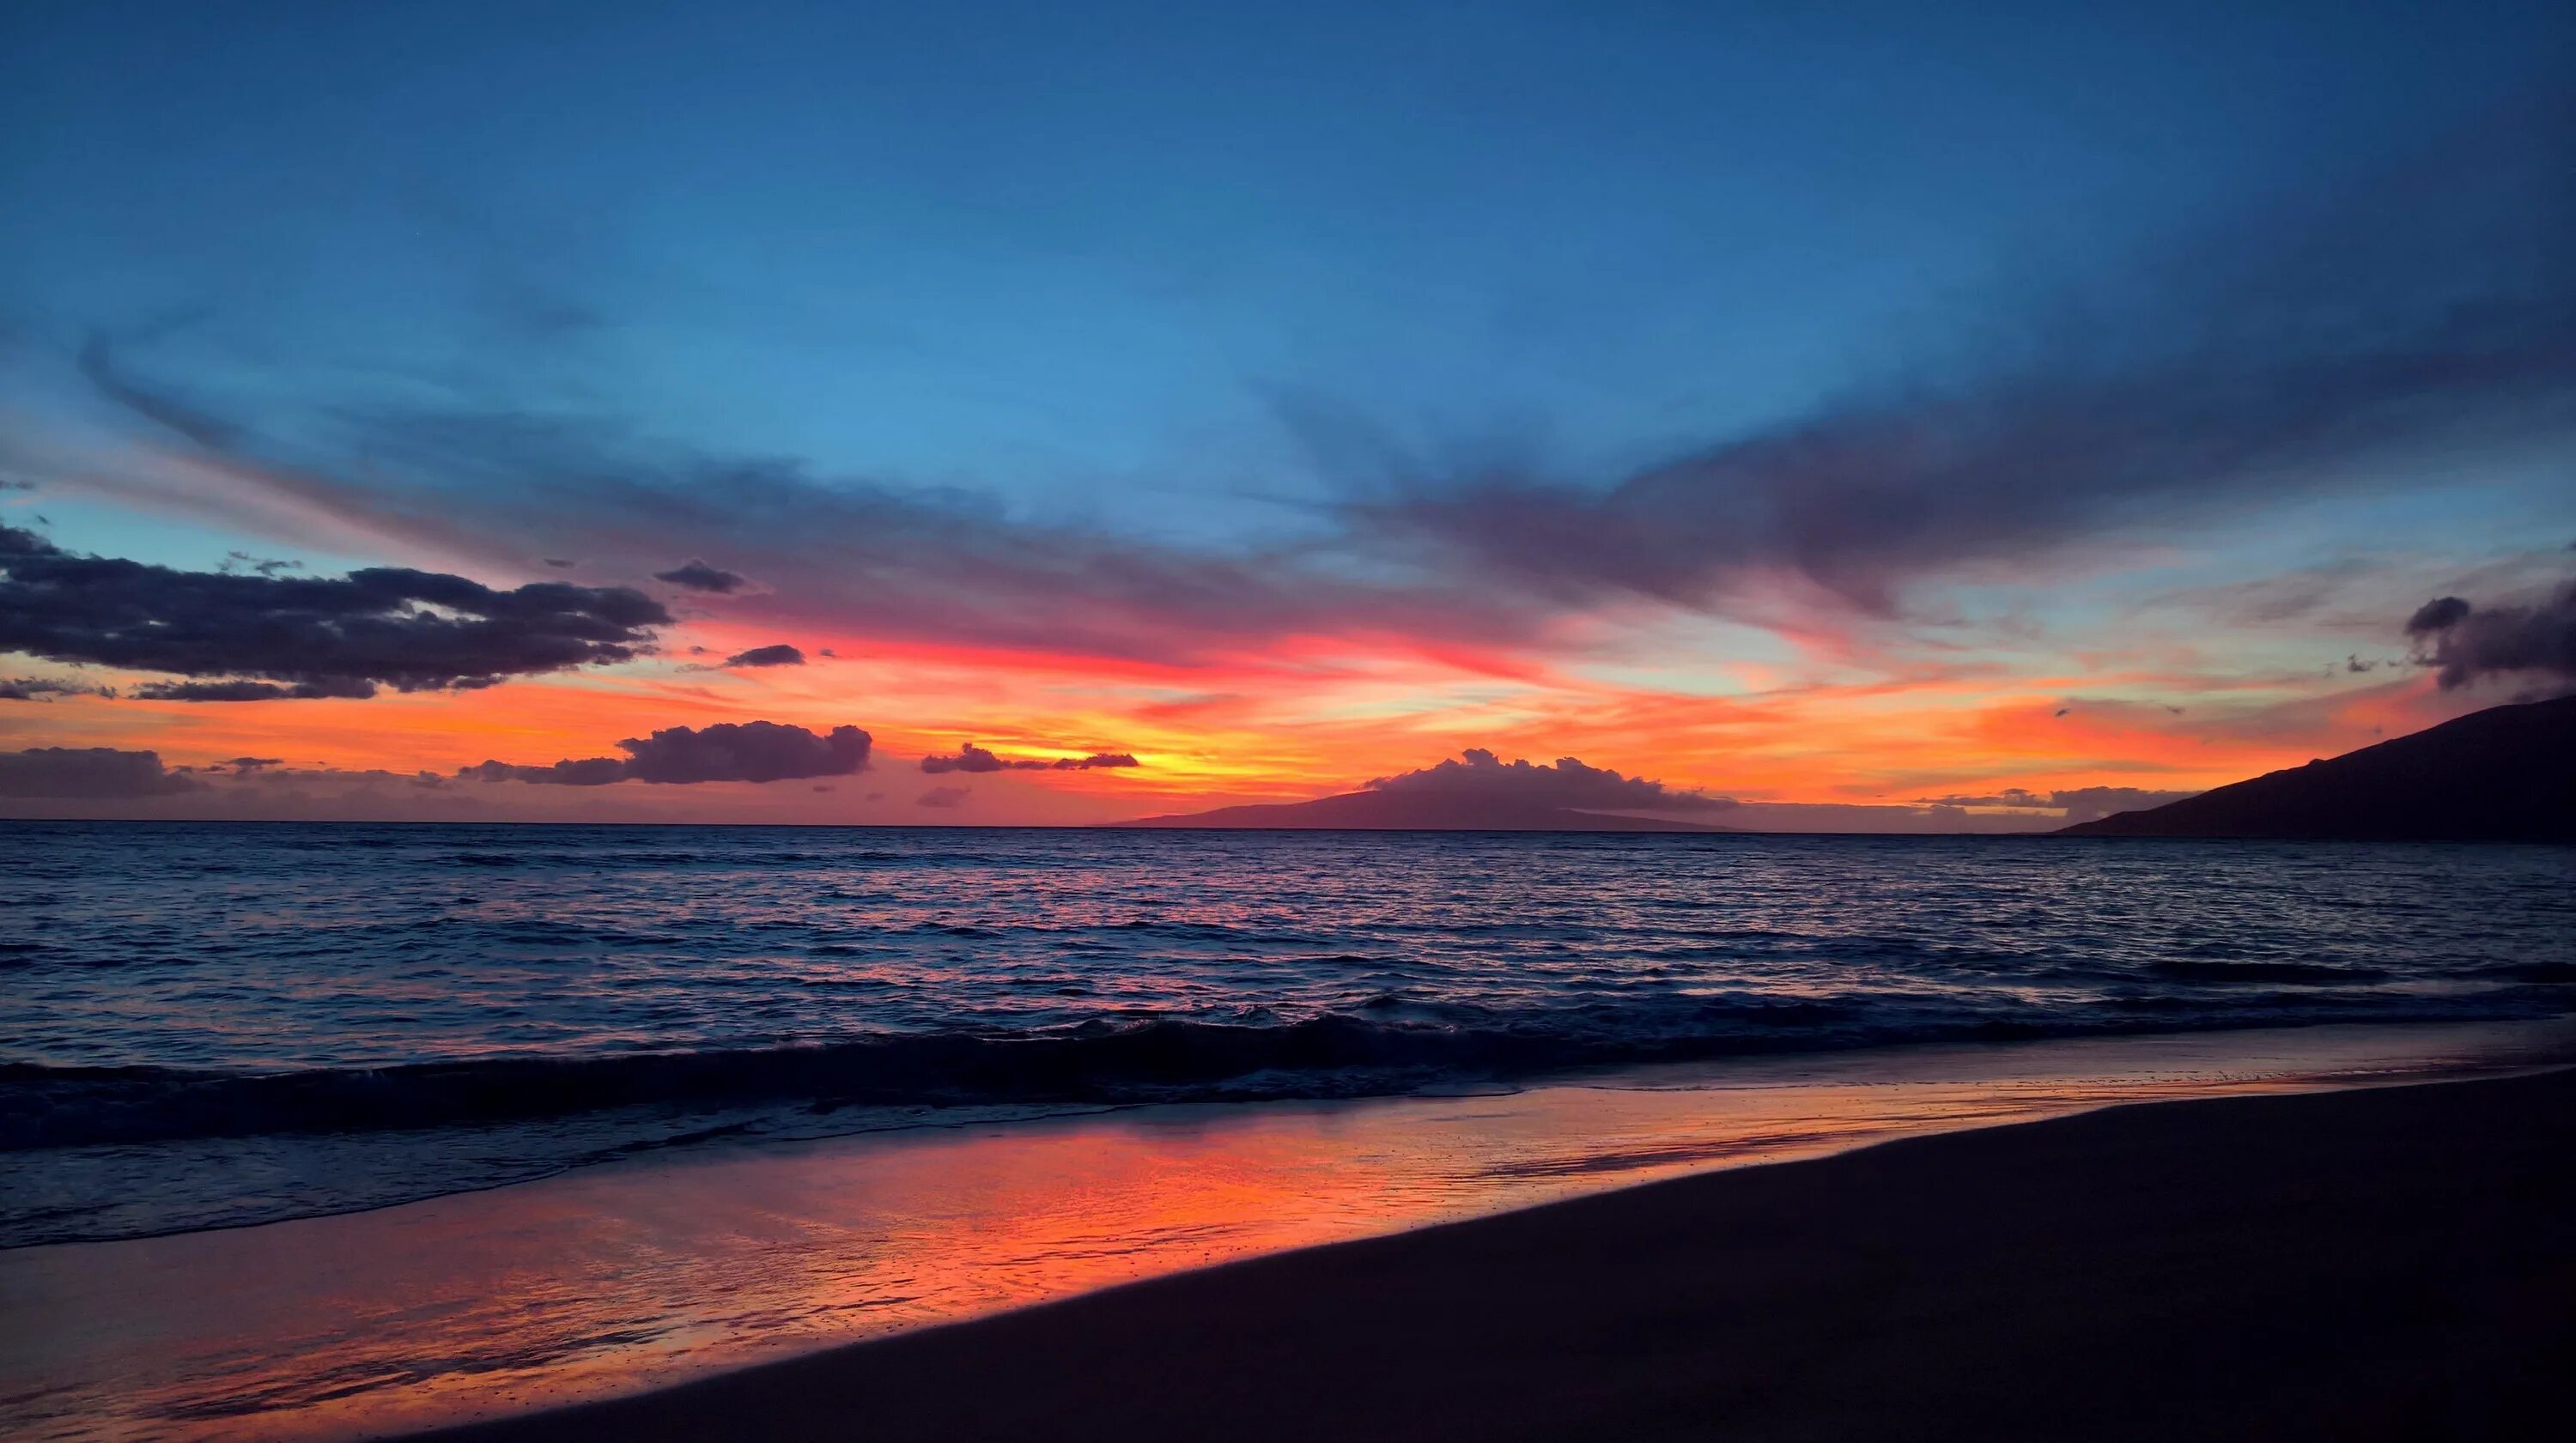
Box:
3, 0, 2573, 827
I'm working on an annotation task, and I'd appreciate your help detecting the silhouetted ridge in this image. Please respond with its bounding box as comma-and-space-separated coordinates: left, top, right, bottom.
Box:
2061, 696, 2574, 841
1118, 791, 1730, 832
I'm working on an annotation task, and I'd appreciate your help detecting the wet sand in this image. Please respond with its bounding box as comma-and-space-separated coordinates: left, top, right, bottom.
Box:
417, 1066, 2576, 1442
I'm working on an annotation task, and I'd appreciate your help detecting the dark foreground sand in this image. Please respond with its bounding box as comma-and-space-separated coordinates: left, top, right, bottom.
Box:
418, 1069, 2576, 1442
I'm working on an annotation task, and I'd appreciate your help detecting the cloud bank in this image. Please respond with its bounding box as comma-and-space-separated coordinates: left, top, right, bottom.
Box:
0, 747, 200, 798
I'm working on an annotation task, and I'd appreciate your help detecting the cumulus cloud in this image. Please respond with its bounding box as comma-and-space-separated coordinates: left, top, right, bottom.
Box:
620, 721, 869, 783
917, 785, 971, 809
462, 720, 873, 786
920, 743, 1141, 773
1365, 749, 1731, 813
0, 746, 200, 798
2405, 580, 2576, 691
0, 524, 669, 700
654, 560, 747, 593
722, 643, 806, 668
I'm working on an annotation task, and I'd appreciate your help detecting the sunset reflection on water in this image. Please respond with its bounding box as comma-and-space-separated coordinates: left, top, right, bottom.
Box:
3, 1017, 2569, 1442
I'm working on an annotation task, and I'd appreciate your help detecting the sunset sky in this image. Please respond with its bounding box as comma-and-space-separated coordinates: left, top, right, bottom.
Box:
3, 0, 2572, 827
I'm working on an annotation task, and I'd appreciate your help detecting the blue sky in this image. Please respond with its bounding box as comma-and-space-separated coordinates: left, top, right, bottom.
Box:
11, 0, 2564, 511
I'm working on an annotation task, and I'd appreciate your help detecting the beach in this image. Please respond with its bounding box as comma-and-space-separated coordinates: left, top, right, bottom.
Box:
421, 1065, 2576, 1443
9, 1015, 2566, 1443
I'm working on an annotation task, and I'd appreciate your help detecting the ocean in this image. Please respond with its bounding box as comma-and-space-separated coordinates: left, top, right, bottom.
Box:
3, 822, 2572, 1248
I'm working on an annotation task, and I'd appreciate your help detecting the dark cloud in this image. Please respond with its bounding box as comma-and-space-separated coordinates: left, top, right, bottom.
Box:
655, 560, 747, 594
457, 755, 630, 786
919, 744, 1012, 773
0, 747, 200, 798
0, 524, 669, 700
2405, 580, 2576, 690
131, 677, 376, 701
917, 785, 971, 809
2407, 596, 2473, 634
0, 675, 112, 701
920, 743, 1141, 774
723, 643, 806, 668
1356, 104, 2576, 618
220, 551, 303, 577
541, 557, 578, 569
1366, 749, 1732, 813
463, 720, 873, 786
621, 721, 870, 783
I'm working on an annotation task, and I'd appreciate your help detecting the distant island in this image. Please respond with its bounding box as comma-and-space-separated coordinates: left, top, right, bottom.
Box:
1123, 697, 2573, 839
2061, 694, 2574, 842
1117, 790, 1734, 832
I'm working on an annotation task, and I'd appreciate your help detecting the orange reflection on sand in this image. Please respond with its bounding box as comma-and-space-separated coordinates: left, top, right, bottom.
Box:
3, 1018, 2568, 1443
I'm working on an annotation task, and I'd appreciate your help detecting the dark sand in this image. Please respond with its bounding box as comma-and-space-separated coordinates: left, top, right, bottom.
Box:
417, 1069, 2576, 1442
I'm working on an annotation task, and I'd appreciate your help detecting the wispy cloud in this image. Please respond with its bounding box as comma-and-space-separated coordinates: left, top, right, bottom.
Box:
1354, 102, 2576, 621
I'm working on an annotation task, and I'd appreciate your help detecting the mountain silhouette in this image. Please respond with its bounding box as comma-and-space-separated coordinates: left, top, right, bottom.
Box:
1118, 790, 1734, 832
2062, 695, 2573, 841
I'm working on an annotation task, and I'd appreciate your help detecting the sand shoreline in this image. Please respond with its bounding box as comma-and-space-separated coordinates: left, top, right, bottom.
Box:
411, 1065, 2576, 1442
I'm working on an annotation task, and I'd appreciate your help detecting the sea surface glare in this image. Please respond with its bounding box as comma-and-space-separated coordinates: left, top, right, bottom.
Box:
3, 822, 2570, 1246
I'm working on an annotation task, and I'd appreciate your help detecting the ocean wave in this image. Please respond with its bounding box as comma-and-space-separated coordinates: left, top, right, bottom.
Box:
2142, 959, 2396, 983
8, 986, 2560, 1154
